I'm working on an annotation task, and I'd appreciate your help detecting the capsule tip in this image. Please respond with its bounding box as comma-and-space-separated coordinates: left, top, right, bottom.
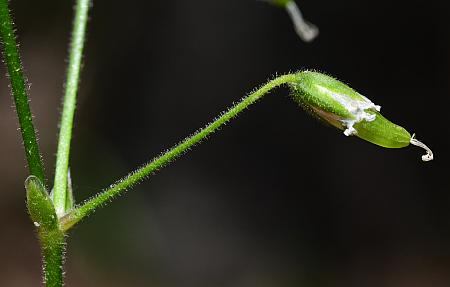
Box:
410, 134, 433, 162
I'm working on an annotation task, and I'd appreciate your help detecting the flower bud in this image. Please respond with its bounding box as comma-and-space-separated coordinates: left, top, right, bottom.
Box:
289, 71, 433, 161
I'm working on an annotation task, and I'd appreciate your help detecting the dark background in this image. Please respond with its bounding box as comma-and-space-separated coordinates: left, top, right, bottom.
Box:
1, 0, 449, 286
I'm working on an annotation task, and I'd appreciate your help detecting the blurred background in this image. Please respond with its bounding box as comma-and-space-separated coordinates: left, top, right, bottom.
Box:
1, 0, 449, 286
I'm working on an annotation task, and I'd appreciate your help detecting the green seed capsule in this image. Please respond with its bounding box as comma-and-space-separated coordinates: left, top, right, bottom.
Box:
289, 71, 433, 161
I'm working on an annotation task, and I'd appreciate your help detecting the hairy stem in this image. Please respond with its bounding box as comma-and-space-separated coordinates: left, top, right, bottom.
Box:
26, 176, 65, 287
53, 0, 90, 216
40, 230, 65, 287
0, 0, 45, 182
60, 74, 298, 231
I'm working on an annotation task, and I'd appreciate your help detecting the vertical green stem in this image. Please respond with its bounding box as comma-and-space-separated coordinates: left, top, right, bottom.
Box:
40, 230, 66, 287
53, 0, 90, 216
0, 0, 45, 182
26, 176, 66, 287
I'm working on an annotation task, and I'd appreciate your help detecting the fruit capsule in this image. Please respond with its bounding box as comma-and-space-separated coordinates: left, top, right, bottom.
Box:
289, 71, 433, 161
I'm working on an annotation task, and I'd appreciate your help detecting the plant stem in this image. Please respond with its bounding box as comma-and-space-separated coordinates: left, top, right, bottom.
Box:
60, 74, 298, 231
40, 230, 66, 287
53, 0, 90, 216
0, 0, 45, 182
26, 176, 65, 287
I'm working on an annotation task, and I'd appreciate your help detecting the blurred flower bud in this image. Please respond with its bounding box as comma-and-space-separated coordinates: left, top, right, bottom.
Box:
264, 0, 319, 42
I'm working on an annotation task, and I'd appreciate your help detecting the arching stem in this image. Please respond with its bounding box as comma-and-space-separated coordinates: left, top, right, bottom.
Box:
60, 74, 298, 231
